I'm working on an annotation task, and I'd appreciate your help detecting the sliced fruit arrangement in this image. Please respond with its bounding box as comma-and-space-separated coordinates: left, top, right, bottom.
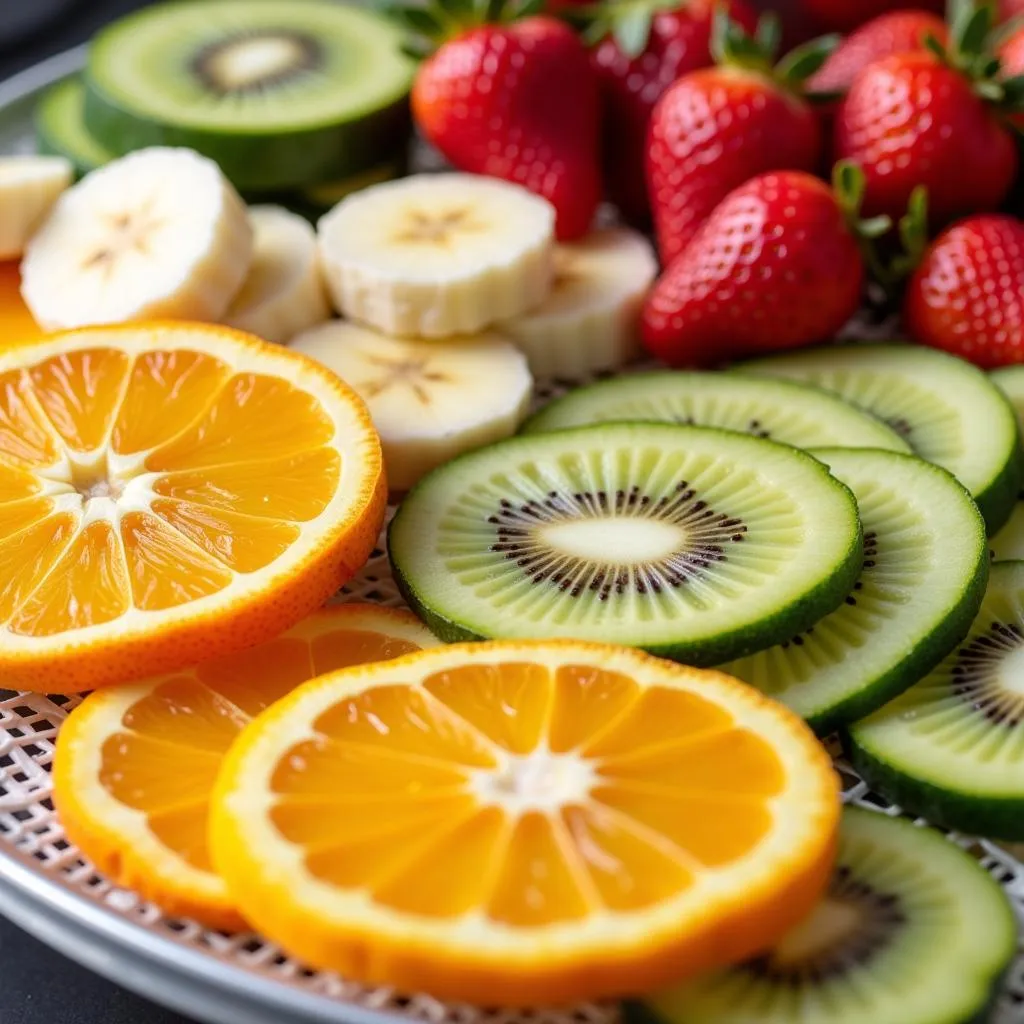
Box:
317, 173, 554, 338
223, 205, 329, 344
210, 640, 840, 1004
721, 449, 988, 736
497, 228, 657, 379
20, 147, 252, 331
0, 322, 384, 692
523, 371, 911, 453
389, 423, 863, 664
741, 344, 1024, 534
637, 807, 1016, 1024
290, 320, 532, 492
0, 156, 73, 259
82, 0, 415, 192
53, 604, 437, 929
991, 365, 1024, 561
35, 77, 115, 179
0, 262, 46, 348
849, 560, 1024, 840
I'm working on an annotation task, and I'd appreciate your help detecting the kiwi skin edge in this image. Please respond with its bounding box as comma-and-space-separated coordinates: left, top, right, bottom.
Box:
388, 424, 866, 668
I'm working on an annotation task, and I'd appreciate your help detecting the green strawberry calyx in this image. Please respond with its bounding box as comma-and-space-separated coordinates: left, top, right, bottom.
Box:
566, 0, 691, 58
379, 0, 546, 57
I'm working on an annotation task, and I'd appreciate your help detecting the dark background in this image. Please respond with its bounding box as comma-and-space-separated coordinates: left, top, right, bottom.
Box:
0, 6, 200, 1020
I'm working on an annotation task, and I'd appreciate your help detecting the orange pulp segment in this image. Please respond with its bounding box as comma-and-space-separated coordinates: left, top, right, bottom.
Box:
210, 640, 840, 1006
52, 605, 438, 929
0, 322, 385, 690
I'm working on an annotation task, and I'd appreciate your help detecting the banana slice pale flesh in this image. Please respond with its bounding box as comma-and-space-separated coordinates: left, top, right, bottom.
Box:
0, 155, 73, 260
224, 205, 330, 344
499, 227, 658, 379
289, 319, 533, 491
21, 146, 252, 331
316, 173, 555, 338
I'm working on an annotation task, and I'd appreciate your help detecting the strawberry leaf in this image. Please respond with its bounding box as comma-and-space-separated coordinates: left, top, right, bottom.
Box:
754, 13, 782, 60
776, 34, 841, 85
613, 6, 654, 59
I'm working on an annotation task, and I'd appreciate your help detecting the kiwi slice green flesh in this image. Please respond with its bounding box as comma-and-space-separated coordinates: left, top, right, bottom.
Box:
720, 449, 988, 736
83, 0, 415, 190
34, 77, 115, 178
989, 365, 1024, 561
389, 424, 863, 665
849, 560, 1024, 840
523, 372, 911, 454
740, 345, 1023, 535
635, 807, 1016, 1024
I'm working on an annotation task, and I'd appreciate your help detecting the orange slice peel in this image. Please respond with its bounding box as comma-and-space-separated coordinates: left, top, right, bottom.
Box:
0, 321, 385, 691
53, 604, 438, 929
210, 640, 840, 1005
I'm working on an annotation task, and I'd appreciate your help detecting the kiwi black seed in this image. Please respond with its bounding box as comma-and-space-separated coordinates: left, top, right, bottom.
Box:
633, 808, 1016, 1024
389, 423, 863, 665
850, 560, 1024, 840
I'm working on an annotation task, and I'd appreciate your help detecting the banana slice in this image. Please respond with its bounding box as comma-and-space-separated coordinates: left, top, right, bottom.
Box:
224, 205, 330, 344
498, 227, 658, 378
0, 155, 73, 259
21, 146, 252, 331
316, 173, 554, 338
289, 320, 533, 491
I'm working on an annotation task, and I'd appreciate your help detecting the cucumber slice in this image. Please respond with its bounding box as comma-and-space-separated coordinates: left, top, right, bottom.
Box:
741, 345, 1023, 534
990, 365, 1024, 561
635, 807, 1016, 1024
83, 0, 415, 191
850, 560, 1024, 840
389, 424, 863, 665
34, 77, 115, 178
720, 449, 988, 736
523, 371, 911, 453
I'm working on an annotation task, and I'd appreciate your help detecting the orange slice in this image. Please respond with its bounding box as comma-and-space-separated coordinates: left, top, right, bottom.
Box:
0, 261, 47, 348
210, 640, 840, 1005
53, 604, 437, 929
0, 321, 385, 691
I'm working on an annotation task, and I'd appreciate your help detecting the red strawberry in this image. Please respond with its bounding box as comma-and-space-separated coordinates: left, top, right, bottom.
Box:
905, 214, 1024, 368
646, 14, 832, 266
587, 0, 758, 222
810, 9, 949, 95
800, 0, 944, 33
834, 4, 1019, 227
405, 11, 602, 240
999, 16, 1024, 72
642, 168, 868, 367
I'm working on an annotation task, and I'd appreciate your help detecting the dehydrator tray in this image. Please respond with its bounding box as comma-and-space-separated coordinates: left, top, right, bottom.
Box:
2, 45, 1024, 1024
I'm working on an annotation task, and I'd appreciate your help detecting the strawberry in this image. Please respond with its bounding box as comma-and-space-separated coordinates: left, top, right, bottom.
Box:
642, 167, 874, 367
905, 214, 1024, 368
835, 3, 1020, 226
809, 9, 949, 95
646, 14, 834, 266
800, 0, 944, 33
585, 0, 758, 222
396, 5, 602, 240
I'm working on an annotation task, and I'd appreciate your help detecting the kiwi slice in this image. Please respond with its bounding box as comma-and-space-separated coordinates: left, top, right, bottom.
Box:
990, 366, 1024, 561
83, 0, 415, 191
34, 77, 115, 178
740, 345, 1023, 535
523, 372, 911, 453
389, 423, 863, 664
634, 807, 1016, 1024
849, 560, 1024, 840
720, 449, 988, 736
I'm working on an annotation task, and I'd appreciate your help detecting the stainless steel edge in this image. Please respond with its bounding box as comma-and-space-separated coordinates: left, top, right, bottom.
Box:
0, 45, 409, 1024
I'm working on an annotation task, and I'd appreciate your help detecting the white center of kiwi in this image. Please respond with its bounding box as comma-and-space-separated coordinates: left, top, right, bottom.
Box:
195, 32, 319, 95
996, 645, 1024, 695
472, 753, 595, 813
770, 898, 865, 966
541, 517, 686, 565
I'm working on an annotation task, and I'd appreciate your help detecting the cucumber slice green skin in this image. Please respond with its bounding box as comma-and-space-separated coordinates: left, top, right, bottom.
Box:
522, 371, 912, 454
34, 77, 115, 179
740, 344, 1024, 537
722, 449, 989, 738
630, 808, 1016, 1024
83, 82, 412, 192
389, 423, 864, 667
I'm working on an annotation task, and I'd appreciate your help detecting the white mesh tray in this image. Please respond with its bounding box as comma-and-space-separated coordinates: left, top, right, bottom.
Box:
1, 45, 1023, 1024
